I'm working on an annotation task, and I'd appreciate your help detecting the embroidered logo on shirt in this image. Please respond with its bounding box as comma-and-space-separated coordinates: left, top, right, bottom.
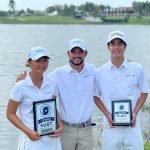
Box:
125, 74, 135, 77
84, 74, 92, 78
44, 91, 52, 94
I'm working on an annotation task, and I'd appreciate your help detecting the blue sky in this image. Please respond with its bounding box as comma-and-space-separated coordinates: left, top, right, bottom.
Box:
0, 0, 147, 11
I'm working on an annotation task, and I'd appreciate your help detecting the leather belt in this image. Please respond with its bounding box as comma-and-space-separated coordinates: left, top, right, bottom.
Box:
62, 119, 92, 128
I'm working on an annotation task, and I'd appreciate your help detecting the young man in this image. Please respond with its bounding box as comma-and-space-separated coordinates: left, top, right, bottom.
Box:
94, 31, 149, 150
48, 38, 95, 150
17, 38, 96, 150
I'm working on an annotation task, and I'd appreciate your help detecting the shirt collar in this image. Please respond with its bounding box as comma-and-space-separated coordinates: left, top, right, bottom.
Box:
107, 58, 129, 70
26, 73, 49, 88
26, 73, 33, 86
65, 63, 89, 74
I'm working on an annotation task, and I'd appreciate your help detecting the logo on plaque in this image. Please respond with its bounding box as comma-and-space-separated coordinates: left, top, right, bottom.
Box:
40, 105, 51, 117
119, 105, 124, 110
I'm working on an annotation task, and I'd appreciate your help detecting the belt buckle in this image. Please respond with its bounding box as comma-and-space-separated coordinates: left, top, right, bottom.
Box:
69, 122, 72, 127
82, 122, 87, 127
63, 120, 91, 128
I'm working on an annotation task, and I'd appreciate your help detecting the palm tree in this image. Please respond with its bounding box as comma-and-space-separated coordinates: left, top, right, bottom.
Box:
9, 0, 16, 15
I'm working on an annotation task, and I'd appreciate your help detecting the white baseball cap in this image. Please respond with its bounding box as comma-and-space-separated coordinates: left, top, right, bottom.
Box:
28, 47, 50, 61
107, 31, 127, 44
68, 38, 87, 51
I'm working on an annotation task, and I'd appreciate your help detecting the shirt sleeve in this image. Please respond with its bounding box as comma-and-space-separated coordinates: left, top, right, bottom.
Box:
53, 80, 59, 97
137, 66, 149, 93
9, 82, 24, 102
94, 70, 102, 97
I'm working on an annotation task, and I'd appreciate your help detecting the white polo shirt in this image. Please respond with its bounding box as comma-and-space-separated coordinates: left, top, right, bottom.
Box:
96, 58, 149, 116
9, 74, 58, 129
48, 63, 95, 123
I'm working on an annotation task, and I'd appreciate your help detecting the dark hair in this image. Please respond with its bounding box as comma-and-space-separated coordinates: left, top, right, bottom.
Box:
42, 56, 50, 59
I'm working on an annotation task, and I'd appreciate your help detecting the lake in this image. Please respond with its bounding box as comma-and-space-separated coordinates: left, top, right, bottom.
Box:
0, 24, 150, 150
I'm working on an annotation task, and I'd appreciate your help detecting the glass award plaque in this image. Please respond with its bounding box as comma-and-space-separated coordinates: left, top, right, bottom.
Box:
33, 99, 57, 136
112, 100, 132, 126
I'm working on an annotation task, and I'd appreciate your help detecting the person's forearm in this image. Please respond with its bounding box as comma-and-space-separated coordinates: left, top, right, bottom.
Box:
133, 93, 148, 115
7, 100, 31, 135
7, 114, 31, 135
94, 96, 114, 128
57, 110, 63, 128
94, 96, 110, 117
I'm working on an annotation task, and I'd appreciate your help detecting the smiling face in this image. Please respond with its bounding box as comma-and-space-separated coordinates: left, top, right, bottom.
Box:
108, 38, 127, 60
67, 47, 88, 66
28, 56, 49, 75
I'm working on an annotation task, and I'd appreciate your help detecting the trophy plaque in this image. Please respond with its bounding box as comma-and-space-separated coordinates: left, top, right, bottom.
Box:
33, 99, 57, 136
112, 100, 132, 126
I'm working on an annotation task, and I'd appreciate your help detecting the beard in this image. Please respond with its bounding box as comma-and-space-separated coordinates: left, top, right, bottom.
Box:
69, 59, 84, 66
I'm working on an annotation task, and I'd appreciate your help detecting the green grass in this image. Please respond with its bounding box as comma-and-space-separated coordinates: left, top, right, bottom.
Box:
1, 15, 150, 24
101, 16, 150, 24
144, 142, 150, 150
0, 15, 96, 24
142, 104, 150, 111
128, 16, 150, 24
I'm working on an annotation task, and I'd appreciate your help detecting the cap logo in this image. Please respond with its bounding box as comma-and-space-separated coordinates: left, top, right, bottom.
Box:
35, 49, 44, 52
29, 49, 44, 57
72, 40, 82, 44
110, 32, 124, 37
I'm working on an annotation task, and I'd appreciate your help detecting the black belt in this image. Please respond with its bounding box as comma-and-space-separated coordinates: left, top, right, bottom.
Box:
62, 119, 96, 128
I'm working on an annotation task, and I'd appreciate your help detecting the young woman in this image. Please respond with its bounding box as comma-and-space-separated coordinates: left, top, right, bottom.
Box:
7, 47, 63, 150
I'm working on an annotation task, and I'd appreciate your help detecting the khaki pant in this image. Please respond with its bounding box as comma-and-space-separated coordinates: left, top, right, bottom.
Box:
60, 124, 93, 150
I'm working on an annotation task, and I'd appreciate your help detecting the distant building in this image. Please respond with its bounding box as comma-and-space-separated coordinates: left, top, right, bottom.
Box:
102, 7, 136, 17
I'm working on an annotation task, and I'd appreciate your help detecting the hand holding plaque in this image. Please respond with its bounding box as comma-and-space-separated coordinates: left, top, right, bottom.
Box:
33, 99, 57, 136
112, 100, 132, 126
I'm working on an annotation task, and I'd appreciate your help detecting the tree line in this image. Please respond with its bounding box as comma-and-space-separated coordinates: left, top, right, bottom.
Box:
133, 1, 150, 16
0, 1, 150, 17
